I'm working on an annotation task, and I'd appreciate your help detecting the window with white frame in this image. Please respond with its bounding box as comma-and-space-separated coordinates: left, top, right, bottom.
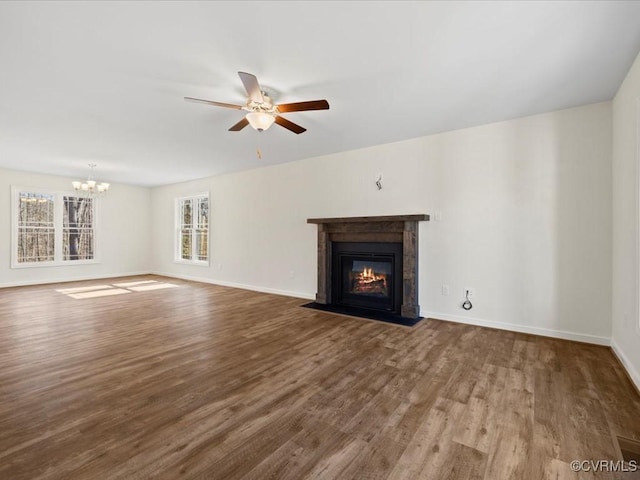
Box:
637, 98, 640, 334
175, 193, 209, 264
62, 195, 94, 261
12, 187, 97, 267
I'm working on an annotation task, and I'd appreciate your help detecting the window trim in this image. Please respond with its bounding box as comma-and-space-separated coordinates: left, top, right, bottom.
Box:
636, 98, 640, 336
174, 192, 210, 266
11, 186, 100, 269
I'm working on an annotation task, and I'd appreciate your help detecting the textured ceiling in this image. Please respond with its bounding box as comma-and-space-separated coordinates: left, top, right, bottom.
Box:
1, 1, 640, 186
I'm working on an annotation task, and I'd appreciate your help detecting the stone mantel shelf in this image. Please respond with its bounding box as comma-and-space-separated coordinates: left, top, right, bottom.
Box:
307, 214, 429, 224
307, 214, 429, 320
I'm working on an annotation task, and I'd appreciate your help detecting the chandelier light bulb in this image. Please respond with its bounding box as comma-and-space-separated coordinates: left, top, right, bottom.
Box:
72, 163, 110, 197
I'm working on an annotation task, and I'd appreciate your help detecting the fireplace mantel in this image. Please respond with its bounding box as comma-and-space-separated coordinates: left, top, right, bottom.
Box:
307, 214, 429, 224
307, 214, 429, 319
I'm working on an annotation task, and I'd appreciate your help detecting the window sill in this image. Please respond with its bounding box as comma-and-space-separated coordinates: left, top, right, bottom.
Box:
173, 259, 210, 267
11, 260, 100, 269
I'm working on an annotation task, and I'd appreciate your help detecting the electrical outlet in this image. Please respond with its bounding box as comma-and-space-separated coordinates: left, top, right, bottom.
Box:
289, 270, 295, 279
442, 284, 450, 296
463, 287, 475, 299
434, 211, 443, 221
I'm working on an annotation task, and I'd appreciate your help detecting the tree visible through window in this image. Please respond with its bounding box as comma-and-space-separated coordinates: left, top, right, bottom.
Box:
17, 192, 55, 263
63, 196, 94, 260
176, 194, 209, 263
13, 188, 97, 266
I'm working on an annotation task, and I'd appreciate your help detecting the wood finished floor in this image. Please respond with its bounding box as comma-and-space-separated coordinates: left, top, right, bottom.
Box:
1, 275, 639, 480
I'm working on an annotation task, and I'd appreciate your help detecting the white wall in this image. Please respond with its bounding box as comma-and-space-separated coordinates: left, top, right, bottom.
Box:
612, 50, 640, 390
0, 168, 152, 287
151, 102, 612, 345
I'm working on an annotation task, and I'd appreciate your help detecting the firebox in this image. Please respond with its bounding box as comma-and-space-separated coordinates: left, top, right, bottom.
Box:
331, 242, 403, 315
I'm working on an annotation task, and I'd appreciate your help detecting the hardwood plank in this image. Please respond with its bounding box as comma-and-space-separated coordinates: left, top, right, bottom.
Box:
386, 397, 466, 480
483, 367, 535, 479
439, 442, 487, 480
452, 364, 509, 454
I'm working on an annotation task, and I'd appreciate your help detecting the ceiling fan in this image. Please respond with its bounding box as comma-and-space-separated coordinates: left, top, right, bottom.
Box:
185, 72, 329, 134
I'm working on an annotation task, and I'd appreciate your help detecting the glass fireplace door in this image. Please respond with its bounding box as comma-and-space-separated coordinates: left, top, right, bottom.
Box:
337, 254, 395, 311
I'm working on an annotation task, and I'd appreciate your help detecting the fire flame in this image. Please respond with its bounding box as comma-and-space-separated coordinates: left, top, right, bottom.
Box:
352, 266, 387, 295
360, 267, 384, 283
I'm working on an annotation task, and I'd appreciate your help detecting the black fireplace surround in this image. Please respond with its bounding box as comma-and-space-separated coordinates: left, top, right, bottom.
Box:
331, 242, 403, 315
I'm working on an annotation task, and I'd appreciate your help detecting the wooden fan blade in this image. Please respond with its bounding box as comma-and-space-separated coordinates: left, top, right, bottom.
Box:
238, 72, 264, 103
274, 115, 306, 134
229, 117, 249, 131
276, 99, 330, 113
184, 97, 243, 110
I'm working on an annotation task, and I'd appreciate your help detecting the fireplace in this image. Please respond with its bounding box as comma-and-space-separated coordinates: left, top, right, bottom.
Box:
306, 215, 429, 325
332, 242, 402, 314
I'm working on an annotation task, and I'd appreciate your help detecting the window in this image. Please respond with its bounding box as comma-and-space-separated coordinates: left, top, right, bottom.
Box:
175, 193, 209, 264
16, 192, 55, 263
63, 196, 94, 261
12, 187, 97, 267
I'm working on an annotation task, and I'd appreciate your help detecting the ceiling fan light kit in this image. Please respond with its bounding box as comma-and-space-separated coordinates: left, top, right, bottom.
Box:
185, 71, 329, 134
246, 111, 275, 132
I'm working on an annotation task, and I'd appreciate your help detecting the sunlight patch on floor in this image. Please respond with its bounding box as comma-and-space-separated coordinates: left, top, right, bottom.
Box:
56, 285, 114, 294
68, 289, 131, 299
113, 280, 159, 288
56, 280, 179, 299
128, 283, 179, 292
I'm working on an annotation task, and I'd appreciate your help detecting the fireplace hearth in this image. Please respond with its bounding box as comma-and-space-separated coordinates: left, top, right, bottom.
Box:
305, 215, 429, 326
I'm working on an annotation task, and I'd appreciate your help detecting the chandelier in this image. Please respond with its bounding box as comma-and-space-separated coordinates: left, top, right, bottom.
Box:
72, 163, 110, 196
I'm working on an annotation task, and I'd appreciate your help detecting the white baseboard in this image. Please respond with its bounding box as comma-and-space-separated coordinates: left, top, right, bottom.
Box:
610, 339, 640, 393
0, 271, 153, 289
422, 310, 611, 346
151, 271, 315, 301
